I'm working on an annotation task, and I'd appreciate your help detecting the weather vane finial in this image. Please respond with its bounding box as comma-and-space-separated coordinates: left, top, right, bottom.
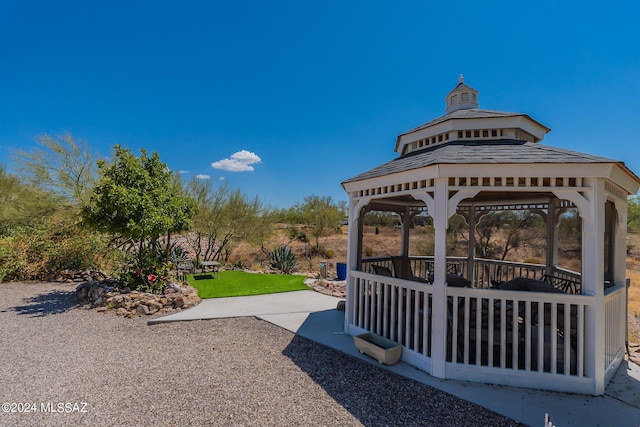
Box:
458, 74, 464, 84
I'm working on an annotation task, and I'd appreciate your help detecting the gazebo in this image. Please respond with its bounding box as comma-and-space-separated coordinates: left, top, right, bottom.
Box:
341, 77, 640, 395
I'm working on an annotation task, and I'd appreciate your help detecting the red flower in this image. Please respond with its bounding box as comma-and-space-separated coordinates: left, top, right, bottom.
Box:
147, 274, 157, 282
134, 270, 141, 276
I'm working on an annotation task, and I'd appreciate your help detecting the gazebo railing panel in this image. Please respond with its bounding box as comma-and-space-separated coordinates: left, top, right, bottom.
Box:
361, 256, 465, 280
604, 283, 626, 381
350, 271, 433, 358
348, 268, 602, 393
472, 258, 547, 288
360, 257, 394, 274
445, 287, 593, 377
363, 257, 582, 292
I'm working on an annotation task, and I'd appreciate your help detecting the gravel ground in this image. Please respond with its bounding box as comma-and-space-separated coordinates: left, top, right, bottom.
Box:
0, 282, 521, 427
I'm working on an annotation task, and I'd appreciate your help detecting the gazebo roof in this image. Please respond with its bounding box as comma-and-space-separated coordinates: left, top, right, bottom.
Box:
344, 78, 640, 193
398, 109, 547, 139
343, 139, 623, 184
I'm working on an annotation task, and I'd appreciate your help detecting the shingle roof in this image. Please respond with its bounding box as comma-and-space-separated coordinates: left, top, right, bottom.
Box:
398, 109, 546, 137
343, 140, 619, 184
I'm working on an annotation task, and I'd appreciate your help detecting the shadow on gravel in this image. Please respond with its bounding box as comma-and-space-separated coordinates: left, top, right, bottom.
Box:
282, 312, 521, 426
7, 290, 78, 317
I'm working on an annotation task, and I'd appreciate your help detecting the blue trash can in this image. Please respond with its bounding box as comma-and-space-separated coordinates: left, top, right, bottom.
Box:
336, 262, 347, 280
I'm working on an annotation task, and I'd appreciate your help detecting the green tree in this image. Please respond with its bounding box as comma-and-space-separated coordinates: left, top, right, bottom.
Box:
294, 195, 345, 252
81, 146, 196, 289
185, 178, 271, 263
13, 133, 99, 206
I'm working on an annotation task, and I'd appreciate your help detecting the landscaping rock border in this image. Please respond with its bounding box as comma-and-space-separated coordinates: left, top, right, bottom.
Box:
75, 279, 200, 318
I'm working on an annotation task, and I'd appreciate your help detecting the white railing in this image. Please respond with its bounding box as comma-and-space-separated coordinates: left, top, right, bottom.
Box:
347, 268, 600, 394
604, 283, 626, 381
350, 271, 433, 358
445, 286, 593, 378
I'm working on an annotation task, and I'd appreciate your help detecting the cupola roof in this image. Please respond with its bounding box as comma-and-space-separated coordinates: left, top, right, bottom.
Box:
394, 76, 551, 155
445, 74, 479, 113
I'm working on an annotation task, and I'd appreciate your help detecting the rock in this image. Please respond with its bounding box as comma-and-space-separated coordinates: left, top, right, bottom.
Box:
96, 307, 107, 312
147, 301, 164, 312
136, 304, 150, 316
172, 296, 185, 308
116, 308, 128, 316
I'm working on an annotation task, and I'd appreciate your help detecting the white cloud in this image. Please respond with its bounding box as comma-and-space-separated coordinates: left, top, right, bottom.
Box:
219, 176, 225, 181
178, 170, 190, 174
212, 150, 261, 172
195, 174, 210, 179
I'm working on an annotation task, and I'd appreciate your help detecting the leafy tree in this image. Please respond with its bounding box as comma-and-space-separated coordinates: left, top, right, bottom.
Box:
185, 178, 271, 263
294, 195, 345, 252
13, 133, 99, 206
81, 146, 196, 290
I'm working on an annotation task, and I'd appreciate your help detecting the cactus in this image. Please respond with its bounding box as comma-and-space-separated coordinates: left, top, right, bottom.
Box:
265, 245, 298, 274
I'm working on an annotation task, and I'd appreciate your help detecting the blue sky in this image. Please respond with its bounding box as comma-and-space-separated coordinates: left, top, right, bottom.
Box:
1, 1, 639, 207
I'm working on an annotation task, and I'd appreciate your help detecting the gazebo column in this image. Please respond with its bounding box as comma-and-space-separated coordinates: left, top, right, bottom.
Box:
467, 204, 476, 283
431, 178, 449, 378
545, 199, 559, 276
345, 197, 370, 332
401, 206, 411, 256
613, 199, 628, 286
582, 181, 606, 394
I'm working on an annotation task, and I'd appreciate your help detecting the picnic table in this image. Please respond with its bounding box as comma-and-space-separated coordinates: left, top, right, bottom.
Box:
198, 261, 221, 278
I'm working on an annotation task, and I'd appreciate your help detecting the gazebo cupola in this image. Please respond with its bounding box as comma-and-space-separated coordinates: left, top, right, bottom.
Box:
395, 75, 550, 156
445, 74, 479, 112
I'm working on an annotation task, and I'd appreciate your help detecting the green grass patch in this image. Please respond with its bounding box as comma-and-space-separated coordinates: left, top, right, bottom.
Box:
187, 270, 309, 299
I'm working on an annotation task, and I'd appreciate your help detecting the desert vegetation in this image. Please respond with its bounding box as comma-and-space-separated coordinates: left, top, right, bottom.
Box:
0, 135, 346, 289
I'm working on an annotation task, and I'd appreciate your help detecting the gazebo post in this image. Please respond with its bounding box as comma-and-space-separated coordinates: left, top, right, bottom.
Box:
613, 200, 628, 286
345, 197, 368, 333
400, 206, 411, 256
430, 177, 449, 378
467, 203, 476, 283
582, 180, 606, 394
545, 198, 559, 276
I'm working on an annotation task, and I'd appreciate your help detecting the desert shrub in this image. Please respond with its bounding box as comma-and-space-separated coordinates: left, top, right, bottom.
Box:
0, 235, 26, 282
0, 216, 119, 282
232, 260, 247, 269
265, 244, 298, 274
324, 249, 335, 259
364, 246, 374, 257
